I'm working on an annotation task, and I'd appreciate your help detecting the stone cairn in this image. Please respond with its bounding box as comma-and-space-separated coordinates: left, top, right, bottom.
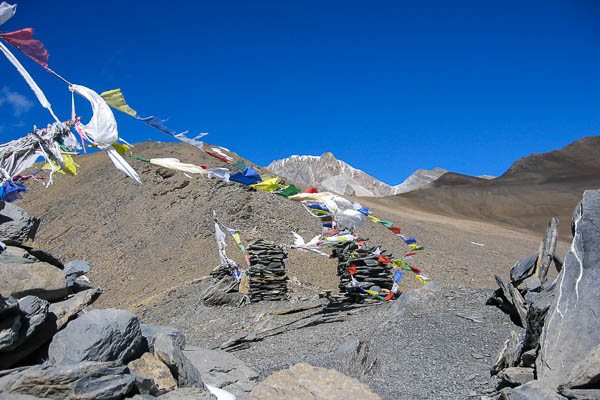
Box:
488, 190, 600, 399
247, 239, 288, 302
331, 239, 394, 302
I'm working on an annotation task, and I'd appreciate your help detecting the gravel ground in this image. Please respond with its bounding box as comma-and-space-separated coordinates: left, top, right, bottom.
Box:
138, 278, 520, 400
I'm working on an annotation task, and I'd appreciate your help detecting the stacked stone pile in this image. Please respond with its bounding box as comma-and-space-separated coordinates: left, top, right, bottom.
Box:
489, 190, 600, 399
247, 239, 288, 302
331, 240, 394, 302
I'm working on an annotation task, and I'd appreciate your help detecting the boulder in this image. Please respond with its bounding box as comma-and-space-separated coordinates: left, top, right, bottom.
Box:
49, 288, 102, 330
141, 324, 186, 354
127, 352, 177, 394
48, 308, 145, 365
248, 362, 381, 400
154, 334, 203, 388
498, 367, 535, 386
0, 361, 135, 399
0, 296, 57, 369
537, 190, 600, 389
561, 344, 600, 389
183, 346, 258, 399
0, 313, 21, 351
558, 387, 600, 399
0, 261, 69, 301
0, 203, 38, 244
500, 381, 565, 399
23, 247, 64, 270
0, 295, 19, 317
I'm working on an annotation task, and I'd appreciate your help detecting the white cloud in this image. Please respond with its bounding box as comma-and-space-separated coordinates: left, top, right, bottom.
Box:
0, 87, 33, 117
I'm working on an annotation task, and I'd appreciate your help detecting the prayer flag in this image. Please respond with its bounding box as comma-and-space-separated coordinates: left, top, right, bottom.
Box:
303, 186, 318, 193
409, 265, 423, 274
348, 264, 357, 275
378, 256, 392, 264
0, 28, 48, 67
394, 270, 404, 282
404, 238, 417, 245
0, 2, 17, 26
379, 220, 394, 228
100, 89, 137, 117
368, 215, 381, 223
388, 226, 402, 234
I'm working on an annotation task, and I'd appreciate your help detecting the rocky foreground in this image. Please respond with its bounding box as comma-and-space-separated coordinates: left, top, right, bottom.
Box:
1, 188, 599, 399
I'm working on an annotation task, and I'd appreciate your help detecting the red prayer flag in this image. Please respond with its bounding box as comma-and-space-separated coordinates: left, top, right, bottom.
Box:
384, 292, 394, 301
409, 265, 423, 274
348, 264, 357, 275
404, 252, 417, 257
0, 28, 49, 68
205, 150, 232, 164
303, 186, 318, 193
378, 256, 392, 263
388, 226, 402, 234
356, 240, 366, 246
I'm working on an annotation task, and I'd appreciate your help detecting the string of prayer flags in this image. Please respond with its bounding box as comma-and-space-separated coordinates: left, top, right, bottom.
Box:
100, 89, 137, 117
408, 244, 424, 251
224, 226, 251, 266
137, 115, 207, 150
0, 28, 48, 67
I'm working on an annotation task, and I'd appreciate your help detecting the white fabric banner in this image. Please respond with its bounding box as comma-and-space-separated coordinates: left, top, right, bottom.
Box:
0, 40, 60, 122
0, 2, 16, 26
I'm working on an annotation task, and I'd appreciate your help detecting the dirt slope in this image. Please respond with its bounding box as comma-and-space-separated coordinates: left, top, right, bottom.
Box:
18, 141, 570, 310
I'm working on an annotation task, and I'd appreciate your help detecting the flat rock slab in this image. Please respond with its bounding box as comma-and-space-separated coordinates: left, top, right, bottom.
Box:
248, 362, 381, 400
183, 346, 259, 399
0, 361, 135, 400
156, 387, 215, 399
538, 190, 600, 389
49, 288, 102, 330
0, 261, 69, 301
48, 308, 145, 365
498, 367, 535, 386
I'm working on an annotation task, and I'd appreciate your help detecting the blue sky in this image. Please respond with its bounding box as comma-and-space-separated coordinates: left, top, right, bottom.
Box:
0, 1, 598, 185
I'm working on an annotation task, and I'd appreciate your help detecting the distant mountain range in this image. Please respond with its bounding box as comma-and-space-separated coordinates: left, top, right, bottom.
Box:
266, 153, 449, 197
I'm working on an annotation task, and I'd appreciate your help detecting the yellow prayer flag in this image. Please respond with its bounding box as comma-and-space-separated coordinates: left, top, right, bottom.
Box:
250, 177, 280, 191
368, 215, 381, 223
232, 233, 242, 245
112, 143, 131, 156
100, 88, 137, 117
42, 154, 80, 176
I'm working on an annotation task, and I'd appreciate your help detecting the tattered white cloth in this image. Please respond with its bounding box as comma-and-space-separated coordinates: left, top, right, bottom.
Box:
149, 158, 208, 175
71, 84, 141, 184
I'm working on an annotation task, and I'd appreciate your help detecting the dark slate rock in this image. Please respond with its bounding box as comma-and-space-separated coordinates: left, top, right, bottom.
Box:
558, 387, 600, 399
48, 308, 146, 365
524, 289, 553, 352
332, 337, 378, 381
561, 344, 600, 389
141, 324, 186, 354
537, 190, 600, 390
154, 333, 203, 388
0, 361, 135, 399
64, 260, 91, 278
49, 288, 103, 330
0, 203, 38, 244
500, 381, 565, 399
498, 367, 535, 386
17, 296, 50, 339
0, 295, 19, 318
537, 217, 559, 282
491, 330, 524, 376
0, 314, 21, 351
510, 253, 539, 285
